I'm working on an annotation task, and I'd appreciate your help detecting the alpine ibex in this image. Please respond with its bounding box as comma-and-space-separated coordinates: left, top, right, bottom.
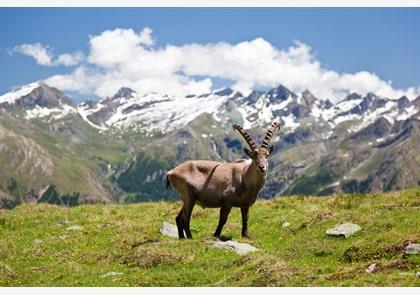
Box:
166, 122, 280, 239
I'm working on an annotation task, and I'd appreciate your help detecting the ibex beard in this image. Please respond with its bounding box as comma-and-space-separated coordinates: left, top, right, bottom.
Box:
166, 122, 280, 239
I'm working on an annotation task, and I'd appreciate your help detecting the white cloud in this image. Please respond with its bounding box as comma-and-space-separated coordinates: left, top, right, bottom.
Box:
13, 43, 53, 66
41, 27, 419, 101
87, 27, 154, 68
13, 43, 83, 67
55, 51, 84, 66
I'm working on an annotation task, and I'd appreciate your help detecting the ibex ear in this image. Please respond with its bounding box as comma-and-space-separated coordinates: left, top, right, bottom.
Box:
244, 148, 253, 158
269, 145, 274, 154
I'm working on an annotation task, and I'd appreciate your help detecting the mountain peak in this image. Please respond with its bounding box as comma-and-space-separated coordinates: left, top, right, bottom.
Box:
394, 95, 408, 107
268, 85, 297, 100
343, 93, 362, 102
214, 88, 233, 96
0, 82, 41, 105
38, 81, 50, 88
0, 81, 75, 108
366, 92, 377, 98
301, 89, 317, 107
111, 87, 136, 100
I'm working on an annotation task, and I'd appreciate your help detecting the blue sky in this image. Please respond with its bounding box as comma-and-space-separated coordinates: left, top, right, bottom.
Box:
0, 8, 419, 101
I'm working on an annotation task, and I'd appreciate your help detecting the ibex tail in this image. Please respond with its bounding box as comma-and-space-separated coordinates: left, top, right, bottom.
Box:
166, 173, 172, 189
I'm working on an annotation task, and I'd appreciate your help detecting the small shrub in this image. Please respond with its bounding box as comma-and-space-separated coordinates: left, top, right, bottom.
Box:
37, 185, 80, 207
38, 185, 61, 205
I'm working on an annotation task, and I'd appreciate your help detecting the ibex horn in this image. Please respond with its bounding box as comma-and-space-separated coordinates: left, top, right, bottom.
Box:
261, 121, 280, 149
233, 124, 258, 151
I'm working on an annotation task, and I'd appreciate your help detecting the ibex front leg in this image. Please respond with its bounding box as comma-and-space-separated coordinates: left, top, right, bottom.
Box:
214, 206, 232, 238
241, 207, 250, 238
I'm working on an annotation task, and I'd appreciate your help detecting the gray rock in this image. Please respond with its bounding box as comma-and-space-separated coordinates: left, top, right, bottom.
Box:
67, 225, 83, 231
282, 221, 291, 228
55, 220, 70, 227
160, 221, 178, 238
365, 263, 377, 273
212, 239, 258, 255
404, 243, 420, 254
326, 222, 361, 238
53, 234, 69, 242
99, 271, 123, 278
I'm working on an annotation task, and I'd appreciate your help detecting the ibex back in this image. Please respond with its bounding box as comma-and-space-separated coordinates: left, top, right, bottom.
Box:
166, 122, 280, 239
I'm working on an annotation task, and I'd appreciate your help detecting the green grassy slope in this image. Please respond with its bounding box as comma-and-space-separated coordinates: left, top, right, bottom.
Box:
0, 112, 130, 206
0, 188, 419, 286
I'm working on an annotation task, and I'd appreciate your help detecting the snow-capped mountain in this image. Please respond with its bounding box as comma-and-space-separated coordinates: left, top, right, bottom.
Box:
77, 88, 237, 133
0, 82, 41, 104
0, 82, 77, 121
76, 85, 420, 136
1, 82, 418, 136
1, 81, 419, 207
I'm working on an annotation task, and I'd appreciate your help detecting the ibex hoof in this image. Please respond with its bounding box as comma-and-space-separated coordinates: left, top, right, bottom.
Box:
242, 233, 252, 238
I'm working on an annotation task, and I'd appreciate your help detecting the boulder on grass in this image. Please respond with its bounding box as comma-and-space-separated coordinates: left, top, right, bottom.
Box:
326, 222, 361, 238
160, 221, 178, 238
212, 239, 258, 255
404, 243, 420, 255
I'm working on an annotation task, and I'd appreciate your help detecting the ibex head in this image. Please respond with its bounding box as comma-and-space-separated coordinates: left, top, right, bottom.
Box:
233, 122, 280, 174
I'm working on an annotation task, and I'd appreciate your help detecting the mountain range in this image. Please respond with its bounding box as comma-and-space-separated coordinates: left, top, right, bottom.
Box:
0, 81, 419, 208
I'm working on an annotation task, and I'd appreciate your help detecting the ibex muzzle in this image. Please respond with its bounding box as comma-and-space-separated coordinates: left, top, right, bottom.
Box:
166, 122, 280, 239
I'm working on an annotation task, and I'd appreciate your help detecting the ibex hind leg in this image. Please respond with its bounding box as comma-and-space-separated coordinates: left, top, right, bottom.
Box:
175, 206, 185, 239
174, 184, 197, 240
176, 198, 196, 239
183, 198, 196, 239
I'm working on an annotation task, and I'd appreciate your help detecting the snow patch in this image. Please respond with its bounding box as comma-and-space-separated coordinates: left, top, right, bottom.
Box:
77, 103, 108, 131
334, 114, 360, 125
335, 98, 363, 113
211, 140, 221, 159
25, 104, 76, 120
350, 101, 395, 132
396, 105, 417, 121
104, 91, 230, 133
321, 131, 333, 140
281, 114, 300, 131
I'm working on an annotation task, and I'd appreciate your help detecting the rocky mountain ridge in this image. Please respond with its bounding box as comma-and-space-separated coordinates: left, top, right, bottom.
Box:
2, 82, 418, 137
0, 82, 419, 207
